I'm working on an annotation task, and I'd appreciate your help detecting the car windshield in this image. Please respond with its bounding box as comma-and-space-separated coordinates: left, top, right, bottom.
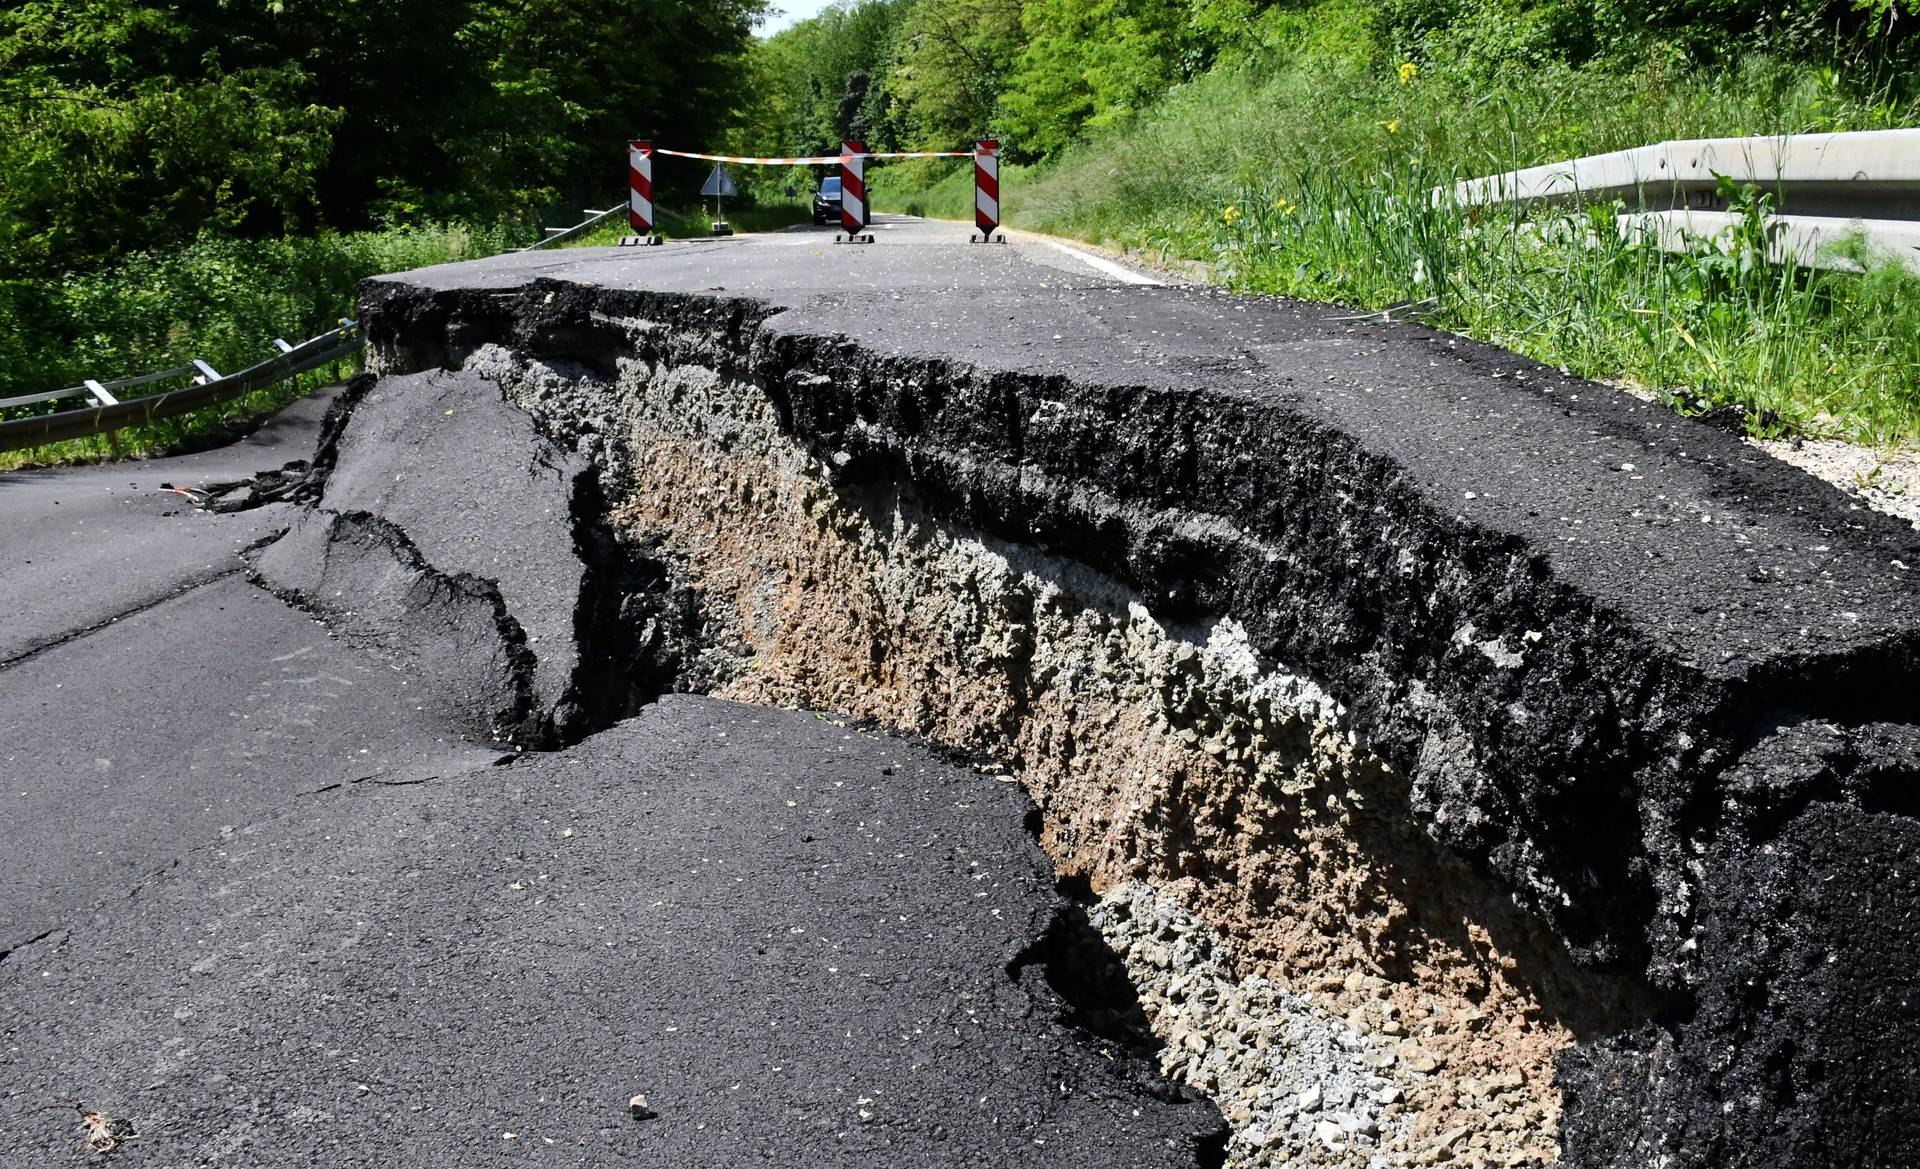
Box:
819, 177, 842, 196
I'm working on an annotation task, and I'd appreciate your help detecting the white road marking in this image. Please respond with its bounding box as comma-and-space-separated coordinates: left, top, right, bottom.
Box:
1045, 243, 1164, 287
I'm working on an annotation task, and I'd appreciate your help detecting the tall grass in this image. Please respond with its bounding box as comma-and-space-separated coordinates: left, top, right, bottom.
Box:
1, 222, 518, 467
878, 40, 1920, 441
1216, 165, 1920, 440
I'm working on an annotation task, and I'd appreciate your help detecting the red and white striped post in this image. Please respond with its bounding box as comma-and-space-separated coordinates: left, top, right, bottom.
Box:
625, 139, 661, 246
838, 139, 872, 243
972, 139, 1003, 243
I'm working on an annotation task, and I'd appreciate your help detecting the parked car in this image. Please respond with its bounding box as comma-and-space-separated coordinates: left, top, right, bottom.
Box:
812, 175, 842, 225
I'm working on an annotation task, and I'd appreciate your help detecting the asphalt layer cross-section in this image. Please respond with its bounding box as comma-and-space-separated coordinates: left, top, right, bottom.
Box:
383, 214, 1920, 677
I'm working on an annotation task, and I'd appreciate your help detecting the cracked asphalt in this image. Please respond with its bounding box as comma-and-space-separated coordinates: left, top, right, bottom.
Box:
1, 698, 1218, 1167
15, 210, 1917, 1167
0, 217, 1224, 1167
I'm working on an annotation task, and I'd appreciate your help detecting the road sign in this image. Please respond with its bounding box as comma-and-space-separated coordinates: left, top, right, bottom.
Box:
700, 164, 737, 198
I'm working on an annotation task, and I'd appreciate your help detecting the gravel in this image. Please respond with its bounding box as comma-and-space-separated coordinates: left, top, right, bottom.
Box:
1752, 436, 1920, 531
1090, 883, 1409, 1169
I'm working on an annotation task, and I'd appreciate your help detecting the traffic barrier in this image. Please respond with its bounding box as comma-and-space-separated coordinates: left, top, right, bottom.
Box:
657, 148, 970, 164
622, 139, 663, 247
644, 143, 986, 244
838, 140, 873, 244
971, 140, 1005, 243
1451, 128, 1920, 273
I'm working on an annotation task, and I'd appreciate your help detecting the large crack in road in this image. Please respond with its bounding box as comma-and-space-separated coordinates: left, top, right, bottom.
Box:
6, 217, 1920, 1167
0, 256, 1228, 1165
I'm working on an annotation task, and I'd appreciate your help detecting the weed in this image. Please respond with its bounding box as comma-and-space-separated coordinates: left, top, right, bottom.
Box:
75, 1105, 136, 1154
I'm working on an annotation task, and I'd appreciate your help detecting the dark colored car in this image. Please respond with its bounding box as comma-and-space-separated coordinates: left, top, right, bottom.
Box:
811, 175, 842, 225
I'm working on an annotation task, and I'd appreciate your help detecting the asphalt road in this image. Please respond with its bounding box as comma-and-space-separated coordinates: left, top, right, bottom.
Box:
0, 387, 344, 666
0, 698, 1219, 1167
0, 217, 1223, 1166
0, 386, 502, 956
11, 210, 1918, 1167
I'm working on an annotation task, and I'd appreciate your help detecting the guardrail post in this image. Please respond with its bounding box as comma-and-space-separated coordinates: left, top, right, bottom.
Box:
621, 139, 663, 247
971, 139, 1004, 244
82, 379, 119, 407
836, 140, 873, 244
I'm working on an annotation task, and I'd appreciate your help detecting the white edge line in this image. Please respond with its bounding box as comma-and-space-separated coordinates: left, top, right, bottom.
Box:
1046, 242, 1163, 286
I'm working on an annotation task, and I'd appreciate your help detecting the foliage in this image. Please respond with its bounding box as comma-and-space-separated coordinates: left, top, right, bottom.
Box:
1, 0, 770, 464
890, 0, 1024, 147
1, 223, 516, 466
1, 0, 768, 281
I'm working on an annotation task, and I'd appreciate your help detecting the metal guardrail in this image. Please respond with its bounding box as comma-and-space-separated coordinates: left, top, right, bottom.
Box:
0, 200, 636, 457
1452, 128, 1920, 272
0, 322, 362, 455
518, 204, 627, 251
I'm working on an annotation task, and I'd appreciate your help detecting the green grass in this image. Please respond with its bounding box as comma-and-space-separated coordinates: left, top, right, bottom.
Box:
878, 39, 1920, 443
1, 222, 519, 469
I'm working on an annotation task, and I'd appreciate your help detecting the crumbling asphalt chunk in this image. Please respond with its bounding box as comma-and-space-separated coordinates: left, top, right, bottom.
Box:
172, 373, 381, 513
252, 507, 543, 743
1561, 725, 1920, 1167
246, 367, 705, 746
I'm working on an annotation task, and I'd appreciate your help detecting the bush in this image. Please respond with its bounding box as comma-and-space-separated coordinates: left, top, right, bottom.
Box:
0, 222, 516, 465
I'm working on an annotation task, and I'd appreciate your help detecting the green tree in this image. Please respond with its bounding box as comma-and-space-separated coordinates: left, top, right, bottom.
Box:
890, 0, 1024, 146
998, 0, 1198, 158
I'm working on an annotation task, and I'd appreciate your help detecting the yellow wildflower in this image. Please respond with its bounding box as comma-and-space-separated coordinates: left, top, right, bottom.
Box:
1222, 204, 1242, 225
1398, 61, 1419, 85
1381, 119, 1400, 134
1273, 197, 1296, 216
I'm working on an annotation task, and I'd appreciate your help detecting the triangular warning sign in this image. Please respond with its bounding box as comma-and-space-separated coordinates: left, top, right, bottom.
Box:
700, 164, 738, 198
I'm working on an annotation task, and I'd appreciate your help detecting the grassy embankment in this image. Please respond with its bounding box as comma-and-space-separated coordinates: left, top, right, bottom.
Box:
876, 30, 1920, 444
1, 223, 518, 470
0, 201, 819, 470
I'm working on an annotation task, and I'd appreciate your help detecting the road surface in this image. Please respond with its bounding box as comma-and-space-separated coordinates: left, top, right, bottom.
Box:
0, 216, 1225, 1167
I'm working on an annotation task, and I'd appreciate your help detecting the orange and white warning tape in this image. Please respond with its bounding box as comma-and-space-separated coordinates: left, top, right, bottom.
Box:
654, 148, 971, 165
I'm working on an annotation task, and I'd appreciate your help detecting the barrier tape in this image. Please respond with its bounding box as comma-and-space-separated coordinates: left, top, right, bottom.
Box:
654, 148, 970, 165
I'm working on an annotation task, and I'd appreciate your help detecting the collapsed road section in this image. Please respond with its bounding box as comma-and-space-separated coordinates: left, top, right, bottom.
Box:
0, 247, 1228, 1166
327, 229, 1920, 1169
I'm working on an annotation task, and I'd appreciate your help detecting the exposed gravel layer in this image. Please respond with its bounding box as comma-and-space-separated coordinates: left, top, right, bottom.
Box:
1092, 882, 1408, 1169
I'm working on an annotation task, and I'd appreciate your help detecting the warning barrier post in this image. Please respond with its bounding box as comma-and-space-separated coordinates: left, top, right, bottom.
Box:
622, 139, 662, 246
838, 140, 873, 244
972, 140, 1004, 243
